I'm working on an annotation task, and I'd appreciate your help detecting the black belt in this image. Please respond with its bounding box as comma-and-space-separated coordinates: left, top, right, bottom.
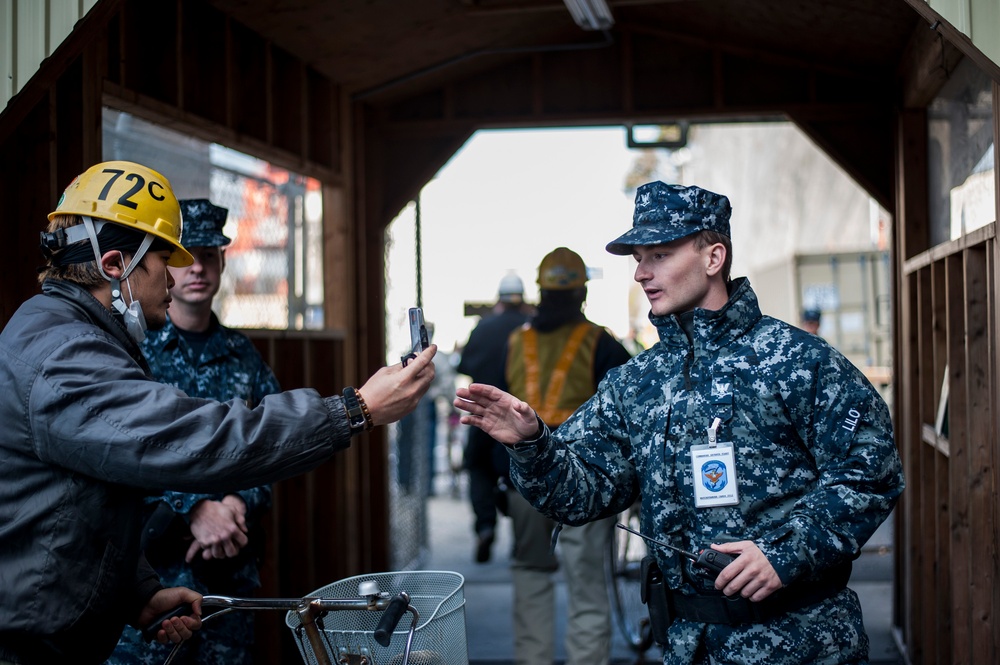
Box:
667, 563, 851, 625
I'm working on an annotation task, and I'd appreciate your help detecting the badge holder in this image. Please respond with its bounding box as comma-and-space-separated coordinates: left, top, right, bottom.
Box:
690, 417, 740, 508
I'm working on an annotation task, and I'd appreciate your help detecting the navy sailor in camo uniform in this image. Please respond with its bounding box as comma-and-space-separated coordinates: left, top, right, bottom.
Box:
454, 182, 905, 665
110, 199, 279, 665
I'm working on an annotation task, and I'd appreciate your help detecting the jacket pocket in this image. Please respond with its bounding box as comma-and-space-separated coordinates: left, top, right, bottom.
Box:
55, 539, 131, 658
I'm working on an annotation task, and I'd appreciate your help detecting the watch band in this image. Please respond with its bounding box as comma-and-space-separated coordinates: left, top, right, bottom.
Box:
342, 386, 367, 435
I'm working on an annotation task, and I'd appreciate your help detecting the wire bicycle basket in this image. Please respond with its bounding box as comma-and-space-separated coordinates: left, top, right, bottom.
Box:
285, 570, 468, 665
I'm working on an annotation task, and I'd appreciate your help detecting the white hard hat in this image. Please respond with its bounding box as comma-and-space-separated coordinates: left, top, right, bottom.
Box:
498, 271, 524, 302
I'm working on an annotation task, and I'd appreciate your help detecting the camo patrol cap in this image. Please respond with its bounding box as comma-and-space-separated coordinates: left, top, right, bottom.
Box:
179, 199, 231, 249
605, 182, 731, 255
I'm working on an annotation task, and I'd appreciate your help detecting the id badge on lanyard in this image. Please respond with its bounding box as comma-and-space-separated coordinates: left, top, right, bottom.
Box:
691, 417, 740, 508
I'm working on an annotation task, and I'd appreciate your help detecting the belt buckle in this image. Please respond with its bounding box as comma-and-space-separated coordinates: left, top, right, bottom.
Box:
722, 594, 757, 624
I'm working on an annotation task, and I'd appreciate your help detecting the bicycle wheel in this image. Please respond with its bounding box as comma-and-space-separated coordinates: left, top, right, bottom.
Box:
606, 503, 653, 652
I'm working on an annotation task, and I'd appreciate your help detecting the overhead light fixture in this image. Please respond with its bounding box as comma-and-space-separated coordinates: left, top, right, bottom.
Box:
626, 122, 690, 149
563, 0, 614, 31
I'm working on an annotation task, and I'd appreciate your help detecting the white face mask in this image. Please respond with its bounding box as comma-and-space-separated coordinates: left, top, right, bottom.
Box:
113, 252, 148, 344
123, 291, 148, 343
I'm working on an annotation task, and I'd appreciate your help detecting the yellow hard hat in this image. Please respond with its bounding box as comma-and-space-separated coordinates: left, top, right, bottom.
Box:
537, 247, 588, 290
49, 160, 193, 267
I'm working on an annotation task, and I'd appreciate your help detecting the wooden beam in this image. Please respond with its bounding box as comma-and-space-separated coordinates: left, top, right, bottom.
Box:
897, 10, 965, 108
901, 0, 1000, 86
789, 113, 894, 212
903, 223, 996, 274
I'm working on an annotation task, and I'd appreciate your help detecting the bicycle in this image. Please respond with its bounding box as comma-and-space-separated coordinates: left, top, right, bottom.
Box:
606, 501, 655, 658
149, 570, 467, 665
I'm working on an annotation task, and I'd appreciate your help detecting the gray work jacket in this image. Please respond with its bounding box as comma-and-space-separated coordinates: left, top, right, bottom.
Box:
0, 280, 351, 664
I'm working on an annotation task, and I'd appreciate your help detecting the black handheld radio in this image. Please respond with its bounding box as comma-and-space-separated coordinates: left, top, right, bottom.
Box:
616, 523, 738, 574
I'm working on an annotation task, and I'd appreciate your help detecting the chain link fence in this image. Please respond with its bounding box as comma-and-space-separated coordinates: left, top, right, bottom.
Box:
387, 402, 433, 570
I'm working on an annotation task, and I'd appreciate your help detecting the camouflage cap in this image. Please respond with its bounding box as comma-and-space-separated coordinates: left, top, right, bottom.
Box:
179, 199, 231, 249
605, 182, 731, 255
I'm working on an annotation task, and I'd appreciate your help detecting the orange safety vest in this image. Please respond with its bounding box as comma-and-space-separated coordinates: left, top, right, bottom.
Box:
506, 321, 603, 427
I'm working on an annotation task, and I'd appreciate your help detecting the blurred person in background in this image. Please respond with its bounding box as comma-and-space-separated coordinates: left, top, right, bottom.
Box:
457, 272, 531, 563
502, 247, 630, 665
800, 307, 822, 336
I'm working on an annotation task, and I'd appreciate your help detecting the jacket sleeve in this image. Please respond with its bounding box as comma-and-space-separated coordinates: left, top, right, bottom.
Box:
31, 330, 353, 495
754, 348, 904, 584
507, 365, 639, 525
131, 554, 164, 623
251, 357, 283, 409
240, 356, 281, 518
236, 485, 272, 520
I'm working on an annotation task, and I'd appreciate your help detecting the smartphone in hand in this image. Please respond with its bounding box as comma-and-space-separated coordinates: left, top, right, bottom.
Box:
402, 307, 429, 366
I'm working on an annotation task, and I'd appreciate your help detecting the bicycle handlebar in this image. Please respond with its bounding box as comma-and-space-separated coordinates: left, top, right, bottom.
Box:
374, 591, 411, 646
140, 603, 193, 642
143, 592, 421, 654
142, 591, 420, 665
201, 594, 392, 612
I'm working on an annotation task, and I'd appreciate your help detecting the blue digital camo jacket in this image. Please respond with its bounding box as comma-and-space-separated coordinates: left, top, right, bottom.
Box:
137, 313, 280, 594
507, 278, 904, 665
111, 315, 281, 665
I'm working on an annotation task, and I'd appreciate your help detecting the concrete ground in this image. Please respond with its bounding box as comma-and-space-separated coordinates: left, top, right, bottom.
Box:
424, 474, 903, 665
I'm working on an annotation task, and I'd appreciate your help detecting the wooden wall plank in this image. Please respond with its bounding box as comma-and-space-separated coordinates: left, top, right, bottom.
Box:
993, 82, 1000, 662
923, 262, 947, 660
180, 0, 227, 126
965, 243, 996, 664
897, 267, 919, 654
945, 253, 966, 663
990, 243, 1000, 663
893, 107, 927, 655
246, 332, 348, 663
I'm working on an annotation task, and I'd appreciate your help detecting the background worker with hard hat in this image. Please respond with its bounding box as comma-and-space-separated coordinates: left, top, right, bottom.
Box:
0, 161, 436, 665
457, 271, 531, 563
502, 247, 631, 665
110, 200, 279, 665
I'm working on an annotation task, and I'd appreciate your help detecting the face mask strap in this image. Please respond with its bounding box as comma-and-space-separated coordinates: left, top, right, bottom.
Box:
120, 255, 137, 304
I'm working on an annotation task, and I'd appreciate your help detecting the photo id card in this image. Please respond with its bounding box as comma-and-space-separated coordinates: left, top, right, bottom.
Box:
691, 442, 740, 508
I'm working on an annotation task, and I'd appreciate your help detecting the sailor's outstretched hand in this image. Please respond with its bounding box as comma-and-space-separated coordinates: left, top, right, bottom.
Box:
454, 383, 540, 445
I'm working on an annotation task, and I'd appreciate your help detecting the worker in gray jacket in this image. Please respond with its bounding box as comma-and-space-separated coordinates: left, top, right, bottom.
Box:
0, 160, 436, 665
455, 181, 904, 665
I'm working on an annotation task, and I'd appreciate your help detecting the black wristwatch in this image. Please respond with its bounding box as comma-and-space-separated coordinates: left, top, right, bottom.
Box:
342, 387, 366, 435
